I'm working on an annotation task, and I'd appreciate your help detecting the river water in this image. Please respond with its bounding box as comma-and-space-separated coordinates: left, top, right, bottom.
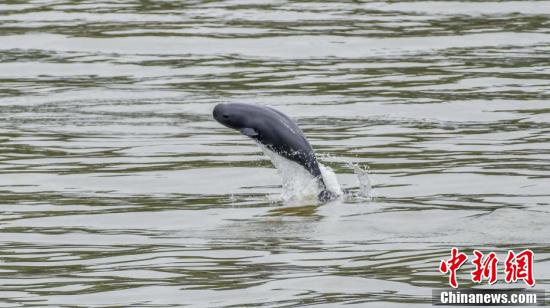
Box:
1, 1, 549, 307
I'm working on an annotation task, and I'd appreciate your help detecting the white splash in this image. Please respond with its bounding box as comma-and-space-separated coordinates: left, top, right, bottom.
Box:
320, 153, 374, 201
348, 162, 373, 200
257, 143, 342, 203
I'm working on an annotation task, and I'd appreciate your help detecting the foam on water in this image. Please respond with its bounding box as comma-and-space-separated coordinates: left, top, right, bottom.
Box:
257, 143, 343, 203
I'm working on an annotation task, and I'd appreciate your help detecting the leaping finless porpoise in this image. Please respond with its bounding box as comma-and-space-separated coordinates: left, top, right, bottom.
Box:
213, 103, 336, 202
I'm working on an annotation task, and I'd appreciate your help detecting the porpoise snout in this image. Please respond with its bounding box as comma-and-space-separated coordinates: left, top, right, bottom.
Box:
212, 103, 224, 122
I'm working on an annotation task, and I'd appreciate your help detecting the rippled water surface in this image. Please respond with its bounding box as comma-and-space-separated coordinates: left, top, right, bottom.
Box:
1, 1, 550, 306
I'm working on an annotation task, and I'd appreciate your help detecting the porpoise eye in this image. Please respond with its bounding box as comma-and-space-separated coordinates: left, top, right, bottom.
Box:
223, 114, 229, 119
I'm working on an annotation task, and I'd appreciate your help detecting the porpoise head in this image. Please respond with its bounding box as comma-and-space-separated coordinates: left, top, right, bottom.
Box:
213, 103, 259, 137
213, 103, 239, 129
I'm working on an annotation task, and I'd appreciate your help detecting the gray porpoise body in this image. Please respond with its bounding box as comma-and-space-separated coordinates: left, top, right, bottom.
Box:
213, 103, 333, 201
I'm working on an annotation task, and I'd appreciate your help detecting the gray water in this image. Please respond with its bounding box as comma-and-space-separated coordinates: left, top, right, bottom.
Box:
1, 1, 550, 307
